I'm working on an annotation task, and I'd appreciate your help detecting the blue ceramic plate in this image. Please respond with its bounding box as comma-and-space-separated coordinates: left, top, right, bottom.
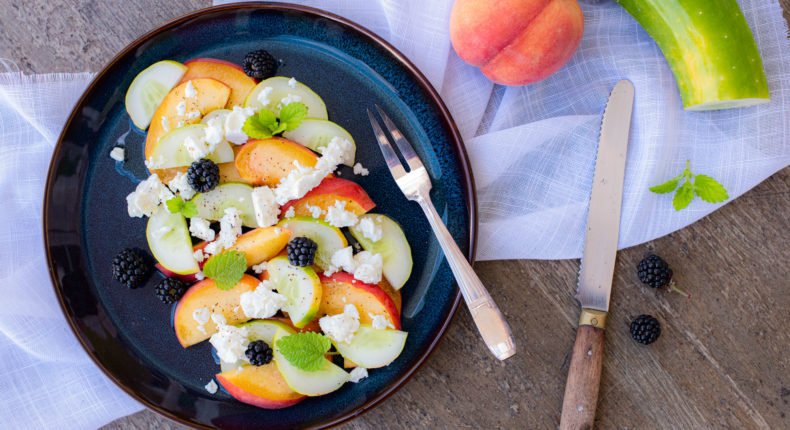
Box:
44, 3, 475, 429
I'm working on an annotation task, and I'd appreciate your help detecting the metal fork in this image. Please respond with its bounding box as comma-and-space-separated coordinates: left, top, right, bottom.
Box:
367, 106, 516, 361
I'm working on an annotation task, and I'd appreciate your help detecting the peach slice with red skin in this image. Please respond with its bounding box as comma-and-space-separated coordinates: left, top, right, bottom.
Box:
318, 272, 400, 330
181, 58, 257, 108
235, 137, 320, 186
216, 364, 306, 409
279, 177, 375, 219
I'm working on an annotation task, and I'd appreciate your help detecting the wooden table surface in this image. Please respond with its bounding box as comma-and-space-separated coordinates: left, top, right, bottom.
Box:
2, 1, 788, 429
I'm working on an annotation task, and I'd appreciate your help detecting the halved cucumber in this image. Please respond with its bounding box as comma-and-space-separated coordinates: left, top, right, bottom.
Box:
244, 77, 328, 120
282, 119, 355, 166
220, 319, 296, 372
125, 60, 187, 130
273, 328, 349, 396
333, 324, 407, 369
267, 256, 321, 328
349, 214, 412, 290
146, 207, 199, 275
277, 216, 347, 271
149, 124, 234, 169
192, 182, 259, 228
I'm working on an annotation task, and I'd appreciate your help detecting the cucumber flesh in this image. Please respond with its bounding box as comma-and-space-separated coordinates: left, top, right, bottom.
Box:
333, 324, 407, 369
283, 119, 355, 166
149, 124, 235, 168
244, 77, 328, 120
219, 319, 295, 372
146, 207, 199, 275
267, 256, 321, 328
349, 214, 412, 290
125, 60, 187, 129
192, 182, 259, 227
273, 328, 349, 396
277, 216, 348, 271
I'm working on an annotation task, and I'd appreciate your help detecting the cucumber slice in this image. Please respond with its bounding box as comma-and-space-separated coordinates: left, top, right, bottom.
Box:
273, 328, 349, 396
146, 207, 199, 275
219, 319, 296, 372
200, 108, 231, 125
277, 216, 348, 271
244, 77, 328, 120
149, 124, 234, 169
282, 119, 355, 166
267, 256, 321, 328
192, 182, 259, 227
125, 60, 187, 130
349, 214, 413, 290
333, 324, 407, 369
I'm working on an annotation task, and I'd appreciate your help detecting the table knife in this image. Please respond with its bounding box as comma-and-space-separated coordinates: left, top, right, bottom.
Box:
559, 79, 635, 429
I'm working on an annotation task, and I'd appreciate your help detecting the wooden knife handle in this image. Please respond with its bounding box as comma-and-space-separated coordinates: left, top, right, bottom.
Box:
560, 324, 605, 430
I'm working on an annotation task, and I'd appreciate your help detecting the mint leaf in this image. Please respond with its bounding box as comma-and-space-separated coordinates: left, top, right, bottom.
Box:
181, 200, 198, 218
242, 115, 273, 139
693, 175, 729, 203
166, 196, 185, 214
649, 178, 679, 194
257, 109, 278, 132
279, 102, 308, 132
276, 332, 331, 372
203, 250, 247, 290
672, 181, 695, 211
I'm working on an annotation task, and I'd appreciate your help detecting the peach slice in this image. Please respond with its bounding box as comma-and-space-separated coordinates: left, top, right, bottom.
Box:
144, 78, 231, 161
226, 226, 292, 267
279, 177, 375, 220
216, 364, 306, 409
181, 58, 256, 108
235, 137, 320, 186
318, 272, 400, 330
173, 274, 258, 347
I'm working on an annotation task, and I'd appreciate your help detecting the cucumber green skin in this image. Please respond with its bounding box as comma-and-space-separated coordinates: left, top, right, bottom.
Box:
616, 0, 769, 110
277, 216, 348, 271
192, 182, 259, 228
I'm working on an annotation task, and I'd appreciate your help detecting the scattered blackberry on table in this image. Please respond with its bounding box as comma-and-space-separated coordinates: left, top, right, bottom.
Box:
630, 314, 661, 345
155, 278, 187, 304
637, 254, 690, 298
242, 49, 277, 80
111, 248, 151, 288
246, 340, 273, 366
187, 159, 219, 193
287, 236, 318, 267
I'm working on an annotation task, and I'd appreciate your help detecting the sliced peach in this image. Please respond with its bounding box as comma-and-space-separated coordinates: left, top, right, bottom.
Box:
378, 278, 402, 314
235, 137, 319, 186
173, 274, 258, 347
181, 58, 256, 108
318, 272, 400, 330
279, 177, 375, 220
216, 364, 306, 409
144, 78, 231, 161
227, 226, 292, 267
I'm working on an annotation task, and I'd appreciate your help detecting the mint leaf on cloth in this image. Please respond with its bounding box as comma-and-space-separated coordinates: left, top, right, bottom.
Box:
276, 332, 331, 372
650, 161, 729, 211
693, 175, 729, 203
203, 250, 247, 290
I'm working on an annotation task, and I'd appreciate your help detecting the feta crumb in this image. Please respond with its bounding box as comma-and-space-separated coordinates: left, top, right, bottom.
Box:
330, 246, 356, 273
204, 116, 225, 145
209, 320, 250, 363
352, 251, 383, 284
176, 100, 187, 116
250, 186, 280, 227
126, 174, 174, 218
251, 261, 267, 274
280, 93, 302, 106
186, 110, 201, 120
109, 146, 125, 162
288, 77, 297, 88
274, 227, 282, 234
167, 171, 196, 200
153, 226, 172, 239
348, 367, 368, 383
185, 80, 198, 98
205, 207, 242, 254
256, 86, 274, 107
144, 155, 166, 169
240, 280, 287, 319
161, 116, 170, 132
204, 380, 218, 394
193, 249, 205, 263
224, 106, 255, 145
273, 161, 325, 205
177, 120, 185, 128
353, 162, 369, 176
195, 271, 205, 280
341, 296, 347, 303
184, 134, 214, 161
317, 137, 354, 168
319, 304, 360, 344
189, 217, 216, 242
193, 307, 210, 334
211, 313, 227, 327
305, 203, 323, 219
325, 200, 358, 228
357, 217, 382, 242
370, 313, 394, 330
284, 206, 296, 218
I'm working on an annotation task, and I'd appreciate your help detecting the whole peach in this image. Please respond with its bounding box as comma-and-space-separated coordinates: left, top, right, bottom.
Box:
450, 0, 584, 86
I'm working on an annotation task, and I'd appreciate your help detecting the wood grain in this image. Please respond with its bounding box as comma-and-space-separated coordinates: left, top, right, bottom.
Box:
1, 1, 788, 429
560, 325, 605, 430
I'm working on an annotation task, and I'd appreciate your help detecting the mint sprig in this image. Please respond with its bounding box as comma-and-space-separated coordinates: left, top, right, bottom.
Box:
203, 250, 247, 290
242, 102, 307, 139
165, 196, 198, 218
276, 332, 331, 372
649, 161, 729, 211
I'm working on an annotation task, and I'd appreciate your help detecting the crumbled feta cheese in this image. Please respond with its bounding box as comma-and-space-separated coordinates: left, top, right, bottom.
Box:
325, 200, 358, 228
348, 367, 368, 383
209, 321, 250, 363
305, 203, 323, 219
144, 155, 166, 169
240, 280, 287, 319
126, 174, 174, 218
250, 186, 280, 227
224, 106, 255, 145
161, 116, 170, 132
280, 93, 302, 106
330, 246, 356, 273
352, 251, 383, 284
370, 313, 394, 330
256, 86, 274, 107
195, 271, 205, 280
211, 313, 227, 327
109, 146, 125, 162
205, 207, 243, 254
193, 249, 205, 263
167, 171, 196, 200
251, 262, 267, 274
186, 110, 201, 120
176, 100, 187, 116
288, 77, 297, 88
153, 226, 172, 239
204, 116, 225, 145
189, 217, 216, 242
273, 161, 326, 205
184, 80, 198, 98
274, 227, 282, 234
204, 380, 218, 394
341, 296, 347, 303
353, 162, 369, 176
357, 217, 382, 242
177, 120, 185, 128
284, 206, 296, 218
317, 137, 354, 168
184, 134, 213, 160
319, 304, 360, 344
193, 307, 210, 334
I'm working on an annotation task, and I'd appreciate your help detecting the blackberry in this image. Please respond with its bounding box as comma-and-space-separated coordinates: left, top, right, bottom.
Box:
111, 248, 151, 288
287, 236, 318, 267
245, 340, 273, 366
637, 254, 690, 297
242, 49, 277, 80
187, 159, 219, 193
630, 314, 661, 345
155, 278, 187, 304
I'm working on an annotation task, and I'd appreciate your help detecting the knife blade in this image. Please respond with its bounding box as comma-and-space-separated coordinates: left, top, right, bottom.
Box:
559, 79, 634, 430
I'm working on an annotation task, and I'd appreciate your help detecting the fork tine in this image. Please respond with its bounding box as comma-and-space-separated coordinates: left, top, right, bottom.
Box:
374, 104, 423, 171
367, 109, 407, 180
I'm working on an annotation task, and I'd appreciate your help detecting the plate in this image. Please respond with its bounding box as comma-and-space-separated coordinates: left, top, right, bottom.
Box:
43, 3, 475, 429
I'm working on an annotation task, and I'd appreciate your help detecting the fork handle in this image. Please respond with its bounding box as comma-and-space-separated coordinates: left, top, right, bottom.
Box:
416, 194, 516, 361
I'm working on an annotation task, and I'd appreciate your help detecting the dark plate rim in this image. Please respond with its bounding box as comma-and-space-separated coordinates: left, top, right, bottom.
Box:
42, 2, 478, 429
